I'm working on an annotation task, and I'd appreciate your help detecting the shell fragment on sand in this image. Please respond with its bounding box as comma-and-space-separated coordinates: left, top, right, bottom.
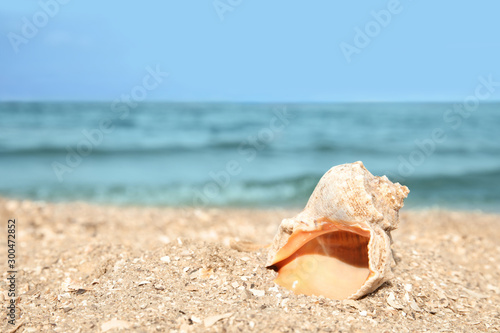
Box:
203, 312, 234, 327
266, 161, 409, 300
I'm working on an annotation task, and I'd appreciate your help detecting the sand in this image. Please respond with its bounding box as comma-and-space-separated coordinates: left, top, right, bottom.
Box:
1, 198, 499, 332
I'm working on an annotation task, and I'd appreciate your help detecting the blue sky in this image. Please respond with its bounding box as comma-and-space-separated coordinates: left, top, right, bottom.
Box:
1, 1, 500, 102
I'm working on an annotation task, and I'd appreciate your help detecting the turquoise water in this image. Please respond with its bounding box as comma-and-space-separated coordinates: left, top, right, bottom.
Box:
0, 102, 499, 211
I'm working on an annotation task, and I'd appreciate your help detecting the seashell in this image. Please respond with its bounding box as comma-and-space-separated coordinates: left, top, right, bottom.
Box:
266, 161, 409, 300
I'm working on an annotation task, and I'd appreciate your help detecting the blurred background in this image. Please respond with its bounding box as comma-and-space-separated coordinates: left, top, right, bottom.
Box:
1, 1, 499, 211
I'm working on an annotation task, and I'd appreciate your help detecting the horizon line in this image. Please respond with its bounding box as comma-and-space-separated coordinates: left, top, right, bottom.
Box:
2, 99, 500, 104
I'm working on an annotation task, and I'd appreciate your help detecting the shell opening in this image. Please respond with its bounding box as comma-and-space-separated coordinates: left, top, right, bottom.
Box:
271, 222, 371, 300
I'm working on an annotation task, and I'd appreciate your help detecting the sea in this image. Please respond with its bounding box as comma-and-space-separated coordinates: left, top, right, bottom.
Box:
0, 102, 499, 212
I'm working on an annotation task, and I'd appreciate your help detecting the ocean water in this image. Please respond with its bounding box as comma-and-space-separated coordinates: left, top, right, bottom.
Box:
0, 102, 499, 211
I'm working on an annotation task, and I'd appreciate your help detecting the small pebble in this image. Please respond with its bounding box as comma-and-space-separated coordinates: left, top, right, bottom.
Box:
160, 256, 171, 263
249, 289, 265, 297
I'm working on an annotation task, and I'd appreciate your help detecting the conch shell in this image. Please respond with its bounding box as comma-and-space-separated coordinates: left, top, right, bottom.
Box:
266, 161, 409, 300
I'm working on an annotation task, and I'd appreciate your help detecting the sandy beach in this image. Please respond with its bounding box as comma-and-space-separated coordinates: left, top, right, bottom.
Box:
1, 198, 499, 332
